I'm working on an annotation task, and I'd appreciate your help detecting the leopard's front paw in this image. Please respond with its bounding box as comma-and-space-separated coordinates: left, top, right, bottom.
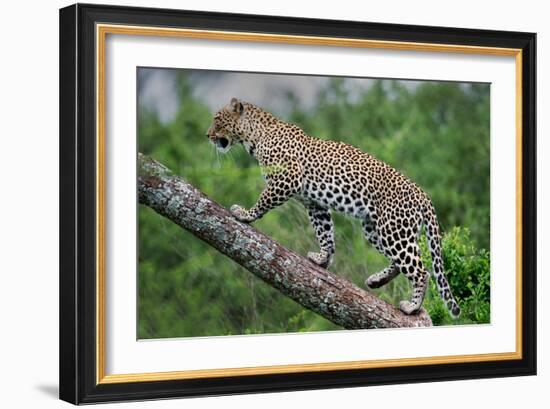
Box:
230, 204, 254, 223
307, 251, 331, 269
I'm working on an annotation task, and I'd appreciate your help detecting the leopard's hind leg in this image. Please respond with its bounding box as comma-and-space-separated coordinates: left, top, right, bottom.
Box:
366, 263, 399, 289
394, 244, 429, 315
362, 218, 400, 289
364, 213, 429, 315
388, 212, 430, 315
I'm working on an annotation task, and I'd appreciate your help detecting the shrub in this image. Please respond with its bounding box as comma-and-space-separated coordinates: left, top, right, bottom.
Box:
421, 227, 490, 326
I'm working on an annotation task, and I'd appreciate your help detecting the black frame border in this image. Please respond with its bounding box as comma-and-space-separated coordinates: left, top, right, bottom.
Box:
59, 3, 536, 404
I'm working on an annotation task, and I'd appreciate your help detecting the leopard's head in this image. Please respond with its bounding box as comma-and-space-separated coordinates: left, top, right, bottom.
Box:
206, 97, 248, 153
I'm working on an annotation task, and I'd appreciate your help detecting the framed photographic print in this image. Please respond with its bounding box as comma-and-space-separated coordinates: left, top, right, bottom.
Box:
59, 3, 536, 404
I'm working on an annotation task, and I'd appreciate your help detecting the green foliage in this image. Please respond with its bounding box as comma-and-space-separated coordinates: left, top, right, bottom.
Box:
420, 227, 491, 326
138, 73, 490, 338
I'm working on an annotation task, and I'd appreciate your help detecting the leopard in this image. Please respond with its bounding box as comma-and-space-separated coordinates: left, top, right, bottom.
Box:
206, 97, 460, 317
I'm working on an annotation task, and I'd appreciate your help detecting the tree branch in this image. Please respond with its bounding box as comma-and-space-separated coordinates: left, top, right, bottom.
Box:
138, 153, 432, 329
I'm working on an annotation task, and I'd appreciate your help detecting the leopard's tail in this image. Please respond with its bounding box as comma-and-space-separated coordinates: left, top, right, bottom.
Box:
423, 199, 461, 318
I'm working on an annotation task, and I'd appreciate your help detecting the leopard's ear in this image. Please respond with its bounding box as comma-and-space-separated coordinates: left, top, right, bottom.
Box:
229, 97, 244, 115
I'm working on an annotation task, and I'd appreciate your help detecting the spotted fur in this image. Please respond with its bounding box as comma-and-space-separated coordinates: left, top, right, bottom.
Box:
206, 97, 460, 317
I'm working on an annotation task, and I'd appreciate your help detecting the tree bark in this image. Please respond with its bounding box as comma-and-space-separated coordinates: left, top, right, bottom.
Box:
138, 153, 432, 329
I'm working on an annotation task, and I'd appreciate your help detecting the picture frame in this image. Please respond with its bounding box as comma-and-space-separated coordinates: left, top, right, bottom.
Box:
59, 3, 536, 404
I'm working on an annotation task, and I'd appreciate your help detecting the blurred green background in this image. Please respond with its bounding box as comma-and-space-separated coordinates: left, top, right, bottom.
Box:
138, 69, 491, 339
